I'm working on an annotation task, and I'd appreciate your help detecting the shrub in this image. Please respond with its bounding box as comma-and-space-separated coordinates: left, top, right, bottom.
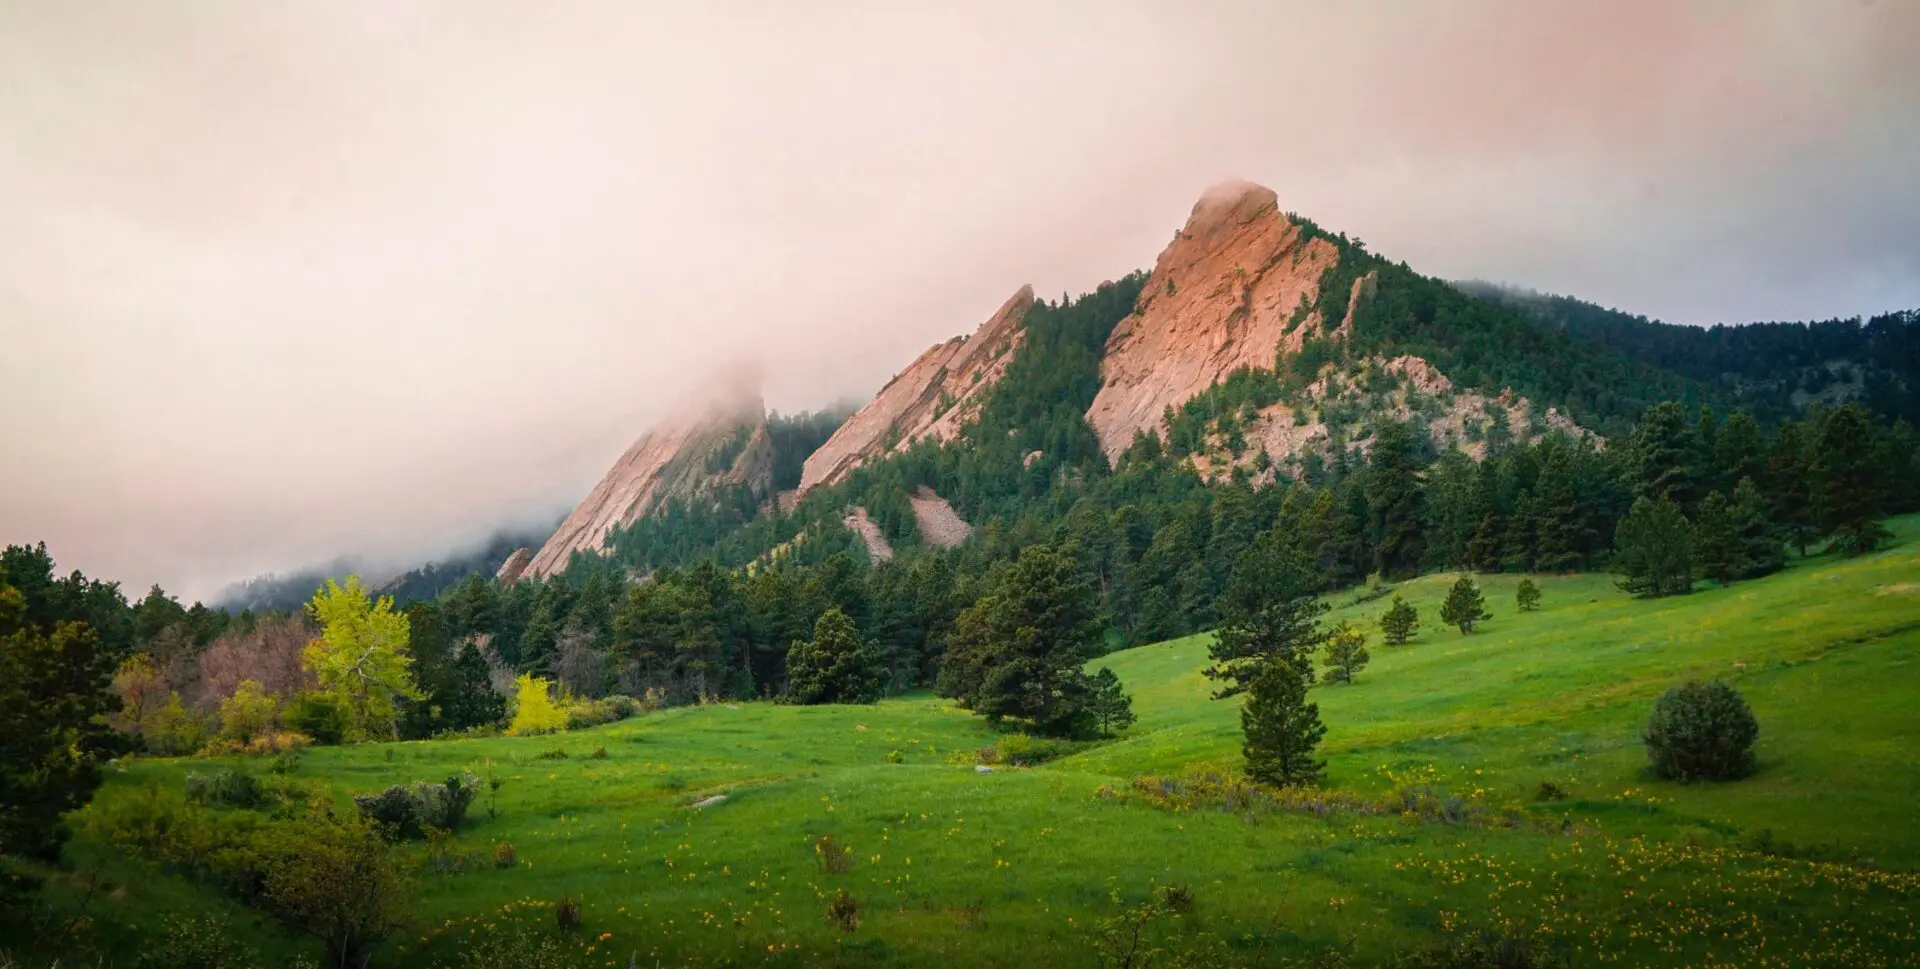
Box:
423, 825, 474, 874
825, 889, 860, 931
217, 679, 280, 745
147, 692, 210, 755
991, 733, 1077, 766
1533, 781, 1568, 802
185, 769, 265, 809
1644, 680, 1759, 782
588, 746, 608, 760
1159, 883, 1195, 914
536, 747, 568, 760
135, 915, 265, 969
352, 772, 480, 838
284, 692, 349, 746
815, 835, 852, 874
508, 674, 568, 736
554, 894, 582, 931
886, 749, 905, 764
492, 841, 517, 869
565, 694, 643, 731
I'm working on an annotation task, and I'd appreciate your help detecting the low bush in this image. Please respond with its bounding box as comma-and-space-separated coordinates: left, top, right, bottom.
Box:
134, 915, 283, 969
554, 894, 582, 931
565, 695, 643, 731
352, 772, 480, 838
283, 692, 349, 746
536, 747, 568, 760
492, 842, 517, 869
826, 889, 860, 931
815, 835, 852, 875
1644, 680, 1759, 782
184, 769, 264, 809
986, 733, 1079, 766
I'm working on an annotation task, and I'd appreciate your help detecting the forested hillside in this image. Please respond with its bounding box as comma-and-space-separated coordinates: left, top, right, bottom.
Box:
1457, 281, 1920, 424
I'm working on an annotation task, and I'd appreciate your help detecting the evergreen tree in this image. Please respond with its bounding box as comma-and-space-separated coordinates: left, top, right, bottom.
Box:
1086, 667, 1136, 738
1515, 578, 1541, 612
1630, 401, 1703, 511
1765, 420, 1817, 556
0, 576, 123, 866
1439, 575, 1491, 634
1379, 595, 1419, 645
1366, 421, 1426, 580
1713, 410, 1769, 495
1812, 403, 1891, 555
440, 640, 507, 730
785, 607, 884, 705
1729, 477, 1785, 579
1206, 532, 1328, 698
1692, 491, 1741, 585
936, 545, 1101, 737
1613, 496, 1694, 598
1529, 443, 1596, 571
1241, 654, 1325, 787
1321, 621, 1370, 684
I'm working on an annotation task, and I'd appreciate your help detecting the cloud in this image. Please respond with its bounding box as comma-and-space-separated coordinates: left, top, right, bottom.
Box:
3, 0, 1917, 598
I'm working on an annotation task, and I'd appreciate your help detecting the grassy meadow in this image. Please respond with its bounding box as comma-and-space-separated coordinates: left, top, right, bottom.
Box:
41, 515, 1920, 967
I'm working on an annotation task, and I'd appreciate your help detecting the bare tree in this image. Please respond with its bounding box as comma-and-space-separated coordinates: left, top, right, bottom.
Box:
551, 622, 607, 699
195, 613, 316, 710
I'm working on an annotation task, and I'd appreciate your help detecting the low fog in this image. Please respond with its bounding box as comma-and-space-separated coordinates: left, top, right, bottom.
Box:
3, 1, 1917, 600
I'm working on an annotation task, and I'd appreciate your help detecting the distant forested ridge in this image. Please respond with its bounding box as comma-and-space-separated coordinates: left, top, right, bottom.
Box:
215, 520, 558, 614
1456, 281, 1920, 425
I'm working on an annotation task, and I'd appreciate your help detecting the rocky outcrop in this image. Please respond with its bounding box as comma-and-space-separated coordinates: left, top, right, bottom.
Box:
908, 487, 972, 548
520, 386, 773, 581
495, 547, 533, 585
798, 285, 1036, 493
1086, 181, 1342, 461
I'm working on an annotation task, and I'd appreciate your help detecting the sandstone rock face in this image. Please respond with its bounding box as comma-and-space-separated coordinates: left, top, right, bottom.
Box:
798, 285, 1036, 493
520, 387, 772, 581
1086, 181, 1342, 462
494, 547, 533, 585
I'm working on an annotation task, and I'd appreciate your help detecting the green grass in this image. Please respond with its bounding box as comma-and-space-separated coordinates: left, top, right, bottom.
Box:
34, 516, 1920, 967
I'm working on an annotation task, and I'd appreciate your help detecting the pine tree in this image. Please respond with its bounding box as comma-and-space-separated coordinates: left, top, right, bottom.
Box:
1692, 491, 1740, 585
1321, 621, 1371, 684
1087, 667, 1136, 738
1765, 420, 1817, 556
1729, 477, 1785, 579
1530, 443, 1596, 572
1812, 403, 1891, 555
786, 607, 884, 705
1366, 421, 1426, 580
1241, 654, 1325, 787
1631, 401, 1703, 512
1515, 578, 1541, 612
1713, 410, 1769, 495
1207, 533, 1327, 698
1379, 596, 1419, 645
1439, 575, 1491, 634
1613, 496, 1694, 598
441, 640, 507, 730
937, 545, 1102, 737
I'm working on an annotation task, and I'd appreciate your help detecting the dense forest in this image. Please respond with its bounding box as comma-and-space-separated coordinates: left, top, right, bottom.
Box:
1456, 281, 1920, 425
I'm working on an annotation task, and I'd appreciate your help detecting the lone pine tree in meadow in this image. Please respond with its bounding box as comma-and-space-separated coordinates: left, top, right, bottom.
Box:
1515, 578, 1541, 612
1614, 496, 1694, 598
1242, 653, 1325, 787
1087, 667, 1136, 738
1379, 595, 1419, 645
1439, 575, 1491, 634
785, 606, 884, 705
1321, 621, 1370, 685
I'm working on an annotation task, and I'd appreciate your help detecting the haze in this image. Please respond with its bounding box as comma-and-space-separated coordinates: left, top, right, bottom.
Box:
3, 1, 1917, 601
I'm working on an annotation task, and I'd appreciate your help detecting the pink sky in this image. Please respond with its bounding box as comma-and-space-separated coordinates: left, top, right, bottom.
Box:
3, 0, 1917, 599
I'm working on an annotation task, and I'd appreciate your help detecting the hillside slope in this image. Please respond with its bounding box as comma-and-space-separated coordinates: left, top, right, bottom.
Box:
71, 516, 1920, 968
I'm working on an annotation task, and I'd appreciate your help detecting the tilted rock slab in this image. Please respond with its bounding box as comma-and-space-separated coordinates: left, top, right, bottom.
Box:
798, 285, 1036, 493
520, 387, 771, 581
1087, 180, 1341, 462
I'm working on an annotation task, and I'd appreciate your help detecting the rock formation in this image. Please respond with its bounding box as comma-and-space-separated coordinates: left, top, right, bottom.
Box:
519, 385, 773, 581
495, 547, 533, 585
843, 507, 894, 563
1086, 181, 1342, 461
798, 285, 1036, 493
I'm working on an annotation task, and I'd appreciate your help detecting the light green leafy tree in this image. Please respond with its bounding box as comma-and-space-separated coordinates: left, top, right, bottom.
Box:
303, 577, 420, 740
